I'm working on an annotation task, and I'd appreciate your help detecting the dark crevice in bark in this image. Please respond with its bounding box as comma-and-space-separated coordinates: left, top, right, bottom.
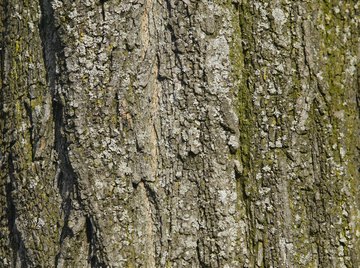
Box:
86, 216, 107, 268
310, 105, 332, 267
52, 101, 75, 206
23, 101, 35, 161
310, 133, 325, 266
51, 66, 78, 267
39, 0, 62, 94
194, 171, 207, 266
237, 2, 256, 264
100, 0, 107, 21
6, 153, 31, 268
0, 0, 9, 162
143, 182, 162, 224
195, 165, 221, 267
156, 53, 167, 82
0, 0, 7, 87
39, 0, 109, 266
143, 181, 163, 265
163, 0, 184, 77
356, 67, 360, 119
55, 172, 74, 259
196, 239, 210, 268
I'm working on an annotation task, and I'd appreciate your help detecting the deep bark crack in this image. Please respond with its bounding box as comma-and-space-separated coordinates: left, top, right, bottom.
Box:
39, 1, 109, 266
6, 153, 31, 267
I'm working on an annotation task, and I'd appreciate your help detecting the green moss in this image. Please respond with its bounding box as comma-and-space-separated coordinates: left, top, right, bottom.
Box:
15, 40, 21, 53
228, 3, 254, 175
166, 260, 172, 268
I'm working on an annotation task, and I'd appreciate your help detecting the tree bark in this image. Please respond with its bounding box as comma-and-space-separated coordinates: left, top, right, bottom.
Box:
0, 0, 359, 267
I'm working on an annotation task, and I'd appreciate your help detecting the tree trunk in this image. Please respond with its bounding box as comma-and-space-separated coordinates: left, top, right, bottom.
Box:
1, 0, 359, 267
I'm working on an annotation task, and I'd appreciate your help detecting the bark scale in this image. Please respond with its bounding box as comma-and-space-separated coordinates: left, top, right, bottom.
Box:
0, 0, 359, 267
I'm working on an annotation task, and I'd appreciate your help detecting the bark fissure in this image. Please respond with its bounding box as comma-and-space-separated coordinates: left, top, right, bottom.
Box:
39, 1, 76, 263
85, 216, 108, 268
23, 102, 35, 161
39, 0, 61, 94
6, 154, 31, 267
39, 1, 109, 266
0, 0, 7, 87
100, 0, 106, 21
142, 181, 163, 265
237, 3, 256, 265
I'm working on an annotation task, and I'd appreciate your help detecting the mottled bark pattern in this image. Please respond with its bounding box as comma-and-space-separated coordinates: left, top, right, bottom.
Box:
238, 1, 360, 267
0, 0, 359, 267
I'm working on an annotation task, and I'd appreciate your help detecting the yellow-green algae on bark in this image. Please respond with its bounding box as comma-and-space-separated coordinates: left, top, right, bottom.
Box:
227, 1, 359, 267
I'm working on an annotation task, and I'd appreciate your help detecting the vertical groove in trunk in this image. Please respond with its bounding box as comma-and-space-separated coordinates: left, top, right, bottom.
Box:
6, 153, 31, 268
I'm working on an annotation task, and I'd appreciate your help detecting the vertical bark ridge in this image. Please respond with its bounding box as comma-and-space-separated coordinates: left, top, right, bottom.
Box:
6, 153, 32, 267
237, 1, 360, 267
1, 0, 61, 266
0, 1, 11, 265
39, 0, 110, 266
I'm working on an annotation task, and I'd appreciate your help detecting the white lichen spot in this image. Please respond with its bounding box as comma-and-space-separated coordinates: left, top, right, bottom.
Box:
36, 218, 45, 229
179, 184, 189, 195
275, 139, 282, 148
205, 35, 230, 94
228, 135, 239, 151
272, 8, 286, 26
268, 82, 277, 94
334, 110, 345, 120
316, 71, 324, 81
275, 63, 284, 73
262, 165, 271, 172
219, 190, 228, 204
346, 65, 356, 76
340, 147, 346, 159
95, 180, 104, 189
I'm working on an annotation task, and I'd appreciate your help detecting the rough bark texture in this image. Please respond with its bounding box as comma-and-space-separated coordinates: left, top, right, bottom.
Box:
0, 0, 359, 267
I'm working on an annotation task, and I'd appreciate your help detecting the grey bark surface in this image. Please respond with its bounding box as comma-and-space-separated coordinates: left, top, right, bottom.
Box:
0, 0, 359, 267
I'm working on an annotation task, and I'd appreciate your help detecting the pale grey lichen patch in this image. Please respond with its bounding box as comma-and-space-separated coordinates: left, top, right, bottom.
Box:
205, 34, 230, 95
272, 7, 286, 26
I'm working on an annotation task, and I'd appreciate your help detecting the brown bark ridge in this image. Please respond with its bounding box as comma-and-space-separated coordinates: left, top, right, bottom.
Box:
0, 0, 359, 267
